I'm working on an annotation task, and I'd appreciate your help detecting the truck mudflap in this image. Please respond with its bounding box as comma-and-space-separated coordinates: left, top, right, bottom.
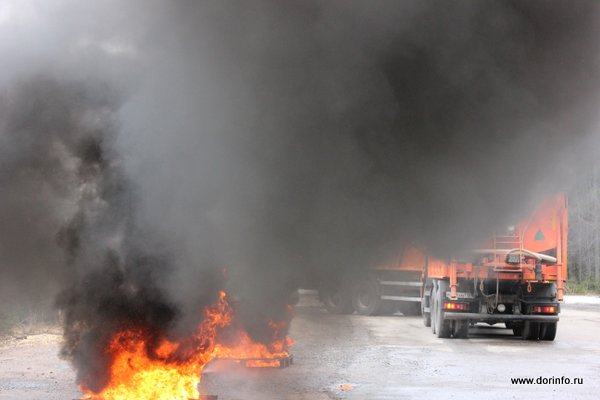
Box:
444, 312, 559, 322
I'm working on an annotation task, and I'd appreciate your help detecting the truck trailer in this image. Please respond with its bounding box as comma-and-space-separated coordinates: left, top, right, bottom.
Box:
319, 193, 568, 340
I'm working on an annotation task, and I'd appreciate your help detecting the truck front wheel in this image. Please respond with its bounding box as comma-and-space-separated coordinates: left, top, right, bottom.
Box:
321, 284, 353, 314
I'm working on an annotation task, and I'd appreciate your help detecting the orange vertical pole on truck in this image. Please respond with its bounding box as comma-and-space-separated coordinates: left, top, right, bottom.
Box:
449, 261, 458, 299
556, 193, 568, 301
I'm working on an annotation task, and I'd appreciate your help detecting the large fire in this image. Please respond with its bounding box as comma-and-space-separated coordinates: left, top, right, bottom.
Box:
80, 291, 293, 400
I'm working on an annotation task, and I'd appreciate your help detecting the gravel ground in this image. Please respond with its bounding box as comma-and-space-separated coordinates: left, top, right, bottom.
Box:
1, 292, 599, 400
0, 334, 80, 400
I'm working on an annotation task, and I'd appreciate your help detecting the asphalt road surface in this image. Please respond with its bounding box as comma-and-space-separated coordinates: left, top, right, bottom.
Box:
1, 291, 599, 400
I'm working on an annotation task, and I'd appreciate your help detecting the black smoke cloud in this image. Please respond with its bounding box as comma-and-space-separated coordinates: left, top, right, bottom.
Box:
120, 0, 600, 292
0, 0, 599, 392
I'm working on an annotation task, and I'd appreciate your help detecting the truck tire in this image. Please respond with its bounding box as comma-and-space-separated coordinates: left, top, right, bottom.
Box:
433, 280, 452, 338
540, 322, 557, 341
422, 308, 431, 327
511, 323, 523, 337
321, 285, 353, 314
522, 321, 541, 340
422, 288, 432, 327
431, 281, 438, 334
352, 278, 382, 315
452, 320, 469, 339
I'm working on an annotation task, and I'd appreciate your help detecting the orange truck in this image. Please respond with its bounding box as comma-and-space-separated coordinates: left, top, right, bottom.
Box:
319, 193, 568, 341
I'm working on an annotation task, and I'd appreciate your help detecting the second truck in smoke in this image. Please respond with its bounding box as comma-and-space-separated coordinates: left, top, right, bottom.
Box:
319, 194, 568, 341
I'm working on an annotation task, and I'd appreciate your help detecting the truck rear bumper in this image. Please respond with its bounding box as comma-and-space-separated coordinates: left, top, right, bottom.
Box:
444, 312, 559, 322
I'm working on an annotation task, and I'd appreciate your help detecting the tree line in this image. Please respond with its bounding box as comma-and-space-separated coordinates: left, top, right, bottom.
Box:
568, 162, 600, 285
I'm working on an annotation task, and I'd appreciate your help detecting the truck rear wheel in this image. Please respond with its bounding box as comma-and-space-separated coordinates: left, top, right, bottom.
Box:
522, 321, 541, 340
431, 284, 437, 333
540, 322, 557, 341
422, 287, 432, 327
422, 307, 431, 327
433, 280, 452, 338
452, 320, 469, 338
352, 278, 382, 315
511, 323, 523, 337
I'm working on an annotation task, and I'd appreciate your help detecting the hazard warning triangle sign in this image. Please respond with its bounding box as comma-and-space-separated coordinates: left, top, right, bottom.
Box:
534, 229, 545, 241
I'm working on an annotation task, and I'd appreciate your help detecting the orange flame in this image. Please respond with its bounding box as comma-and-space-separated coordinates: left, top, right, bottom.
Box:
81, 291, 293, 400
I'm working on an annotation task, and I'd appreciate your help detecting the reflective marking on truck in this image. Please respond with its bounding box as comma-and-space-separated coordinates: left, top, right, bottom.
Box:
445, 291, 475, 299
379, 281, 423, 287
380, 295, 421, 302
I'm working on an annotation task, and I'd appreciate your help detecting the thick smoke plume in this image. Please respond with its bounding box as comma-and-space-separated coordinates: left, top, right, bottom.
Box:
119, 0, 600, 288
0, 77, 126, 318
1, 0, 600, 393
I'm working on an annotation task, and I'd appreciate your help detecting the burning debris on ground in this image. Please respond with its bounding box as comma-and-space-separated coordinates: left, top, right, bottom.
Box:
65, 290, 292, 400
